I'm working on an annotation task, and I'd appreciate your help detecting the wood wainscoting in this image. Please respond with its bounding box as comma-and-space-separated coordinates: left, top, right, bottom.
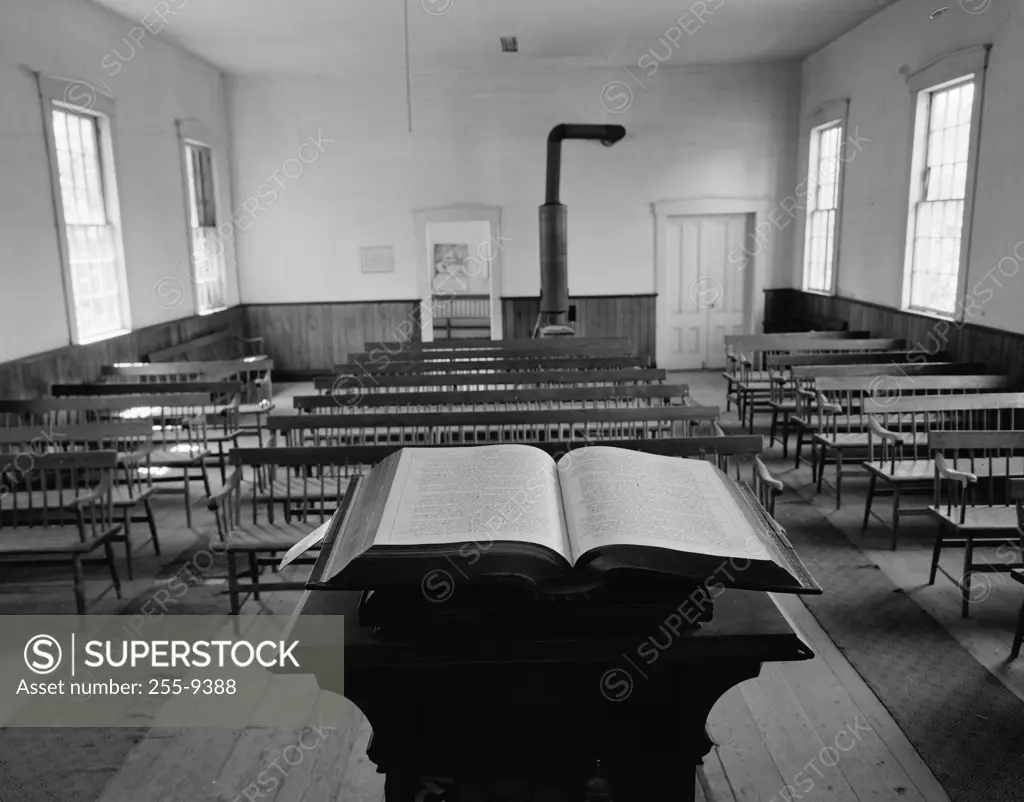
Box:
765, 288, 1024, 381
244, 301, 422, 373
0, 308, 245, 398
502, 295, 656, 365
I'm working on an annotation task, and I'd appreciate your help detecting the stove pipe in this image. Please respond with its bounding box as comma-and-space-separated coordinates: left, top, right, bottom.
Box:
538, 124, 626, 330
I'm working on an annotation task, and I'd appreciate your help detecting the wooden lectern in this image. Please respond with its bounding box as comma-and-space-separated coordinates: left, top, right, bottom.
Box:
294, 584, 813, 801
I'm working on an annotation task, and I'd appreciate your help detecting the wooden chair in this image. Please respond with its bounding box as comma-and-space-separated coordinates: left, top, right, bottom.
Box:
0, 422, 160, 579
0, 450, 122, 614
926, 431, 1024, 617
208, 460, 361, 614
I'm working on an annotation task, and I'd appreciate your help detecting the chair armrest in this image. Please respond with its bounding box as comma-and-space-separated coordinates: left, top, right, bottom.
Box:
934, 454, 977, 485
236, 335, 264, 346
754, 456, 784, 494
65, 473, 114, 509
868, 416, 904, 444
815, 391, 842, 416
207, 469, 242, 511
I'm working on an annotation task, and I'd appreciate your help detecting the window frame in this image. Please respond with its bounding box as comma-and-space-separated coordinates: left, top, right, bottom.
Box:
176, 119, 227, 316
37, 74, 131, 344
900, 46, 990, 319
800, 98, 849, 297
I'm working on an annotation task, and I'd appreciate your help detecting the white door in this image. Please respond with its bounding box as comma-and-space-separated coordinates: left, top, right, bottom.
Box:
659, 214, 748, 370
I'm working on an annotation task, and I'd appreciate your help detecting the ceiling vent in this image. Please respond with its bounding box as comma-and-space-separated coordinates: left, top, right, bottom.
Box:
500, 36, 518, 53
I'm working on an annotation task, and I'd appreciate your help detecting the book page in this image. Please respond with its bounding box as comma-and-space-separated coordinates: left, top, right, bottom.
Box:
557, 447, 771, 560
375, 445, 572, 561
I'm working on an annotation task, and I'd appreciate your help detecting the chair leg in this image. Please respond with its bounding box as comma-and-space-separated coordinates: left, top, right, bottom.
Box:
183, 470, 193, 529
104, 539, 122, 599
835, 451, 843, 509
144, 499, 161, 556
1011, 595, 1024, 659
218, 442, 227, 485
227, 551, 240, 615
200, 463, 213, 500
928, 522, 944, 585
863, 474, 877, 530
781, 414, 790, 459
816, 446, 826, 494
72, 555, 86, 616
769, 410, 779, 449
248, 553, 261, 601
794, 425, 804, 471
890, 488, 901, 551
962, 534, 975, 619
122, 509, 134, 581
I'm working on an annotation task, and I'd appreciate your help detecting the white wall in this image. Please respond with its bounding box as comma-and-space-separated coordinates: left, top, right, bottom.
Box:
0, 0, 238, 363
227, 62, 800, 306
797, 0, 1024, 332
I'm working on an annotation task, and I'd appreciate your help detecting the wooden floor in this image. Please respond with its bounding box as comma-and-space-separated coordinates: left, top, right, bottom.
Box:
0, 374, 967, 801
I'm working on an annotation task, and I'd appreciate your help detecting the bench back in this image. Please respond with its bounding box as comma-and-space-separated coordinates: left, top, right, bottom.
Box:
788, 362, 982, 379
766, 350, 947, 369
928, 430, 1024, 514
267, 405, 719, 447
295, 383, 689, 413
148, 330, 264, 362
864, 392, 1024, 462
338, 354, 645, 375
315, 367, 667, 395
0, 450, 118, 531
365, 337, 632, 356
725, 331, 869, 349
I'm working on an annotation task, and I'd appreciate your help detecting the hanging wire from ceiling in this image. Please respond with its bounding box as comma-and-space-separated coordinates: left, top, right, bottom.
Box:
404, 0, 413, 132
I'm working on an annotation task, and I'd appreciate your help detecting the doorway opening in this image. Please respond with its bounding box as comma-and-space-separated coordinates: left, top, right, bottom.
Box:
413, 206, 503, 342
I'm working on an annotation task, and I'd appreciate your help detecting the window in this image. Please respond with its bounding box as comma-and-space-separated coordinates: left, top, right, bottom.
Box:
902, 47, 990, 317
803, 121, 843, 293
183, 141, 225, 313
39, 76, 130, 343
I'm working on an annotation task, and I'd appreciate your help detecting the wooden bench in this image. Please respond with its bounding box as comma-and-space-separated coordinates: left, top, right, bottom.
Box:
337, 354, 646, 375
317, 368, 668, 398
0, 422, 160, 578
101, 358, 273, 421
49, 380, 269, 450
212, 433, 771, 614
0, 393, 232, 527
267, 405, 720, 449
858, 391, 1024, 545
722, 331, 868, 413
148, 329, 264, 362
0, 450, 122, 614
733, 339, 905, 432
926, 431, 1024, 617
364, 337, 634, 356
812, 381, 1019, 510
294, 383, 690, 414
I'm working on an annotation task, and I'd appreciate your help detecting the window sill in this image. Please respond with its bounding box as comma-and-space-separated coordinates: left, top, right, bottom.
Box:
903, 306, 958, 324
76, 328, 131, 346
198, 306, 228, 316
802, 288, 836, 298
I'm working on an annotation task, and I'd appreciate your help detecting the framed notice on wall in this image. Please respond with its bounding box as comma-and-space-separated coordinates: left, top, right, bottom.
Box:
360, 246, 394, 274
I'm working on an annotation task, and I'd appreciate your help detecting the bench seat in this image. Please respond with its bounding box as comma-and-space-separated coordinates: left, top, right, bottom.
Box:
927, 504, 1018, 530
0, 524, 122, 554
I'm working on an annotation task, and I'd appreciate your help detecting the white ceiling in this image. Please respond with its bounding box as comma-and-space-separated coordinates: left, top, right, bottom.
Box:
89, 0, 895, 78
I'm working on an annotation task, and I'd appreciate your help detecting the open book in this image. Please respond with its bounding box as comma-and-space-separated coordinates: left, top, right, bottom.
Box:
299, 445, 819, 594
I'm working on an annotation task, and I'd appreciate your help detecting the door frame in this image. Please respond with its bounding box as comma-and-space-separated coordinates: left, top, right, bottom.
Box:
652, 199, 775, 368
413, 204, 503, 342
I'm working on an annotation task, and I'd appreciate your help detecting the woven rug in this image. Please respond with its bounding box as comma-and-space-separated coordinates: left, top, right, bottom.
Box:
778, 498, 1024, 802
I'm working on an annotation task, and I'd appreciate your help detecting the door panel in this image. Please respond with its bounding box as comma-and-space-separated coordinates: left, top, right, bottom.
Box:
660, 214, 748, 370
